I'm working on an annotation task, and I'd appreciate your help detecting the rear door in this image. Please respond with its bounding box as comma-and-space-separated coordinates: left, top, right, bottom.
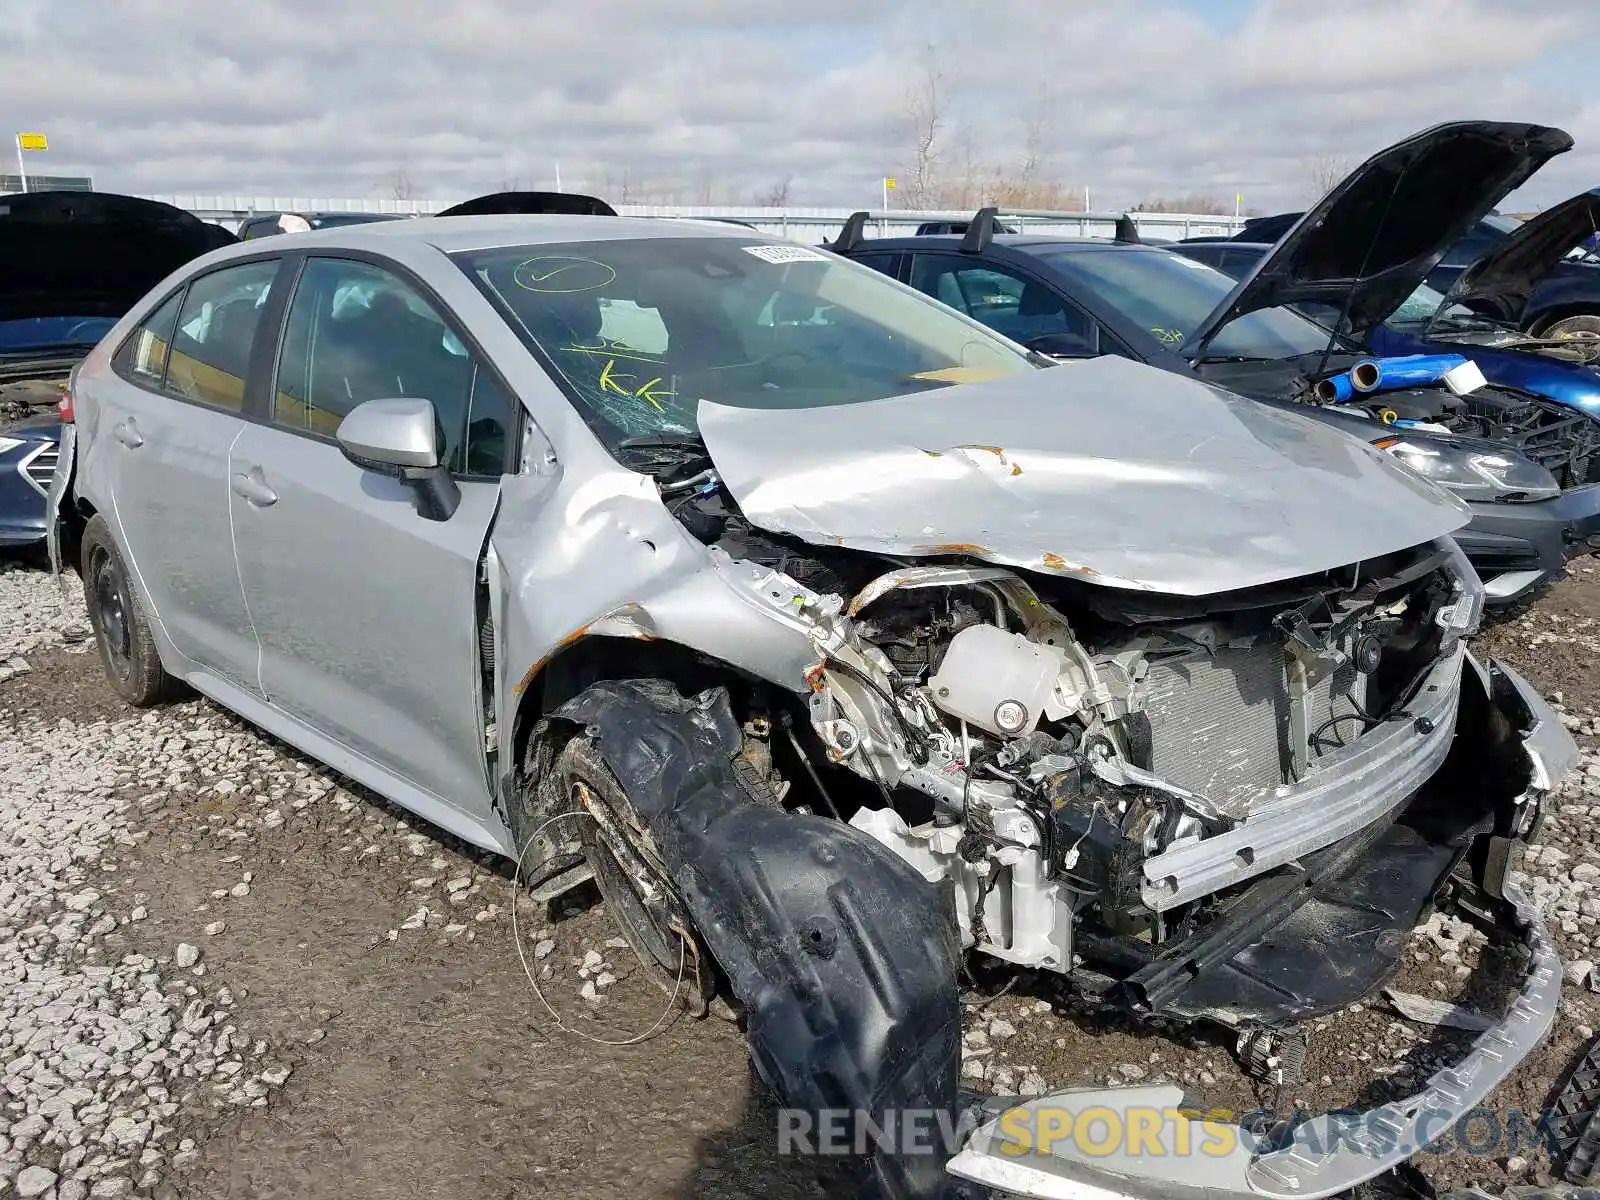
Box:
228, 253, 516, 824
89, 257, 285, 694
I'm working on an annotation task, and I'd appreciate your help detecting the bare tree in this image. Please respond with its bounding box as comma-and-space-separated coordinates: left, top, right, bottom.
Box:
1301, 154, 1352, 203
382, 168, 420, 201
757, 173, 793, 207
1131, 194, 1229, 215
493, 174, 523, 192
901, 43, 946, 208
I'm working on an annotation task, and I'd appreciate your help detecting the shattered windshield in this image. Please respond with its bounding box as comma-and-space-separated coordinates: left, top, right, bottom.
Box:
1035, 246, 1338, 360
453, 236, 1033, 446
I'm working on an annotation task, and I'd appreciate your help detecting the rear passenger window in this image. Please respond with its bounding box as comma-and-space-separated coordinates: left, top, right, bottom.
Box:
274, 257, 514, 477
164, 261, 279, 412
115, 291, 183, 387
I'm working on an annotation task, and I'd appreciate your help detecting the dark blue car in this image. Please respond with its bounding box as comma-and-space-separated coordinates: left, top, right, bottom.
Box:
830, 120, 1600, 607
1173, 189, 1600, 418
1207, 195, 1600, 343
0, 193, 236, 550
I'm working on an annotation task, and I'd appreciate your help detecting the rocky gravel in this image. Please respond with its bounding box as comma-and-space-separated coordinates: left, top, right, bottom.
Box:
5, 556, 1600, 1198
0, 569, 297, 1198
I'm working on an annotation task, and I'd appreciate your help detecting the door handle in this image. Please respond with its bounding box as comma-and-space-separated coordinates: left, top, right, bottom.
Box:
230, 466, 278, 507
113, 418, 144, 449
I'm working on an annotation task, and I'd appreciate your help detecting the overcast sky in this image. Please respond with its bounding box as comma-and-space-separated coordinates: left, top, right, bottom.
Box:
3, 0, 1595, 212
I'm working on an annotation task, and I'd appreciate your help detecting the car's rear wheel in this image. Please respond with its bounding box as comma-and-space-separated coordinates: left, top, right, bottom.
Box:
80, 515, 179, 707
552, 734, 716, 1017
1542, 313, 1600, 340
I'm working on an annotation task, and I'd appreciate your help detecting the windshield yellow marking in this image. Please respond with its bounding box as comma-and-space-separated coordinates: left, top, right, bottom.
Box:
512, 256, 618, 294
597, 360, 676, 411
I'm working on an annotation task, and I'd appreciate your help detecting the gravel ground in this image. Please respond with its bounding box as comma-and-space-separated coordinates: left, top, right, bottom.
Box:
4, 556, 1600, 1199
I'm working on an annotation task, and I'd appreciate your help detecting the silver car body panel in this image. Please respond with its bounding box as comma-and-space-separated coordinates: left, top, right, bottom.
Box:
226, 423, 503, 829
1492, 658, 1580, 792
947, 879, 1559, 1200
698, 356, 1470, 597
89, 384, 262, 696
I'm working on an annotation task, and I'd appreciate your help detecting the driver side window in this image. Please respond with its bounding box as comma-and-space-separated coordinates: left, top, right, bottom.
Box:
272, 257, 513, 477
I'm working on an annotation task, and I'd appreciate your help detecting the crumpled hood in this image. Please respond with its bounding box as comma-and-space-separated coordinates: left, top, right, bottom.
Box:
1434, 186, 1600, 327
1185, 121, 1572, 353
697, 356, 1470, 597
0, 191, 237, 324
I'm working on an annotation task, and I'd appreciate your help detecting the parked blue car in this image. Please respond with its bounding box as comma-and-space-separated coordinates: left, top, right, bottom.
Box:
0, 192, 237, 551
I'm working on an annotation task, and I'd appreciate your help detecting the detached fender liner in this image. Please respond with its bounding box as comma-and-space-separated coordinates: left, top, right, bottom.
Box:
552, 680, 965, 1200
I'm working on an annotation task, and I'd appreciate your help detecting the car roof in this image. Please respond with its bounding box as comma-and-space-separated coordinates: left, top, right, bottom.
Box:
849, 234, 1170, 255
229, 213, 771, 256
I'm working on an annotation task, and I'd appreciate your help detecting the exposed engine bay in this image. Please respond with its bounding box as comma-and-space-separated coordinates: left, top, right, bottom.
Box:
1310, 379, 1600, 490
639, 437, 1496, 1022
0, 361, 72, 425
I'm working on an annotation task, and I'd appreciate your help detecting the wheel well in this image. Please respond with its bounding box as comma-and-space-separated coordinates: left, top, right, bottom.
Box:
512, 636, 776, 776
58, 497, 97, 577
1531, 303, 1600, 335
508, 635, 856, 826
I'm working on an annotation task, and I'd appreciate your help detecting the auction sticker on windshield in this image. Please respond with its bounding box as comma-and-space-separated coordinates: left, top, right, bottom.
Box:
741, 244, 831, 264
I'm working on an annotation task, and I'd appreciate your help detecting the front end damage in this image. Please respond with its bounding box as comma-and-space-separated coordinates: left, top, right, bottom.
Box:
539, 531, 1573, 1199
501, 364, 1577, 1199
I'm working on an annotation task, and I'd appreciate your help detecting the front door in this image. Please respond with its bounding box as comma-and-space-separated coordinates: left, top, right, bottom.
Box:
906, 253, 1102, 352
228, 255, 517, 823
90, 258, 284, 694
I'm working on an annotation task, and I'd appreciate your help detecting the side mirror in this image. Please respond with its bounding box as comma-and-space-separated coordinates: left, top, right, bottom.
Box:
336, 397, 461, 522
1025, 331, 1099, 359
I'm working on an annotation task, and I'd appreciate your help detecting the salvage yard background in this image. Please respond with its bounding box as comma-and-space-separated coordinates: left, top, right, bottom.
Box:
4, 558, 1600, 1200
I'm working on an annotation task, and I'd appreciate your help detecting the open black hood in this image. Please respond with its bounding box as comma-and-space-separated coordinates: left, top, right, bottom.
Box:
435, 190, 616, 218
1434, 186, 1600, 326
0, 191, 237, 325
1184, 121, 1572, 355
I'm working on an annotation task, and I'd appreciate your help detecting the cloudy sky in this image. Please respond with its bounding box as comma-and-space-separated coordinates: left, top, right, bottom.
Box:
3, 0, 1595, 213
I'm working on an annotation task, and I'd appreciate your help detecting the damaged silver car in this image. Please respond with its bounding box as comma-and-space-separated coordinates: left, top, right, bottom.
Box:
47, 214, 1577, 1200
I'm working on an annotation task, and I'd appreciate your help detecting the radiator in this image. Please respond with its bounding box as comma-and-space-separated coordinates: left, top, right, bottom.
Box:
1139, 645, 1366, 820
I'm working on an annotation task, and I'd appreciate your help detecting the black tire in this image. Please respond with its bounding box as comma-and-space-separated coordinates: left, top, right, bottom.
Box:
1541, 313, 1600, 340
80, 515, 180, 707
552, 734, 716, 1017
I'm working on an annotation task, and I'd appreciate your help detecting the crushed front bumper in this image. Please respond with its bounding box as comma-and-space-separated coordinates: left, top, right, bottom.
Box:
947, 657, 1576, 1200
948, 883, 1559, 1200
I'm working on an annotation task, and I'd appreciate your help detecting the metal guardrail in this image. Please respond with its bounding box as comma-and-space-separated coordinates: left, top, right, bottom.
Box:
132, 195, 1246, 242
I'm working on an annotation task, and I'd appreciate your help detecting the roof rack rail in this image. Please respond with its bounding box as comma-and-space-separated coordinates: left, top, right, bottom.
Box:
435, 190, 617, 218
960, 207, 999, 254
827, 210, 870, 254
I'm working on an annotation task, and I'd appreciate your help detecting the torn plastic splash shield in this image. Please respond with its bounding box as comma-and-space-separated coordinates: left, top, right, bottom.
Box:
947, 880, 1559, 1200
550, 680, 965, 1200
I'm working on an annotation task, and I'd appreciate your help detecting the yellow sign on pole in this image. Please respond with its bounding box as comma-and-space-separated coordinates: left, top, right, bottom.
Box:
17, 132, 47, 151
884, 177, 896, 190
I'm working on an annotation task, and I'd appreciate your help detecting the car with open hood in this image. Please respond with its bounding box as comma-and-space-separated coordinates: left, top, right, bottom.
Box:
0, 191, 236, 549
1174, 189, 1600, 418
46, 212, 1574, 1200
236, 210, 415, 239
832, 121, 1600, 608
1230, 195, 1600, 344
